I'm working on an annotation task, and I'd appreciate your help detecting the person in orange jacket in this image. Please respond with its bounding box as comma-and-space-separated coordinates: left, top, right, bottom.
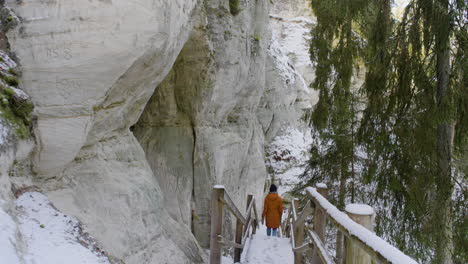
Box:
261, 184, 283, 237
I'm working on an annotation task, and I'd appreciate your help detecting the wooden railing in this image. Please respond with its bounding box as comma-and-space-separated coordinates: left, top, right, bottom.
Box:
282, 184, 419, 264
209, 185, 259, 264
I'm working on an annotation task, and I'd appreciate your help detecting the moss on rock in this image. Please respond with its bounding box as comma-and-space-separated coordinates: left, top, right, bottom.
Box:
0, 85, 33, 139
229, 0, 241, 16
3, 75, 19, 87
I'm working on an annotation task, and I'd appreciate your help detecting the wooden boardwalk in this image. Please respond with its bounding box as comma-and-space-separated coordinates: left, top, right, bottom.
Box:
209, 184, 419, 264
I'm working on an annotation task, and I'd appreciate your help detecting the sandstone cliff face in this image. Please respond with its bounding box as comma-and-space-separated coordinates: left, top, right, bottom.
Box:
0, 0, 312, 263
133, 0, 308, 248
270, 0, 318, 106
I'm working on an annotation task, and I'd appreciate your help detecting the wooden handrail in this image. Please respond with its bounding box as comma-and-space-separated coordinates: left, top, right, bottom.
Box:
209, 186, 259, 264
219, 193, 247, 224
252, 196, 259, 223
305, 226, 334, 264
305, 187, 418, 264
243, 198, 255, 230
218, 235, 243, 249
291, 198, 298, 220
294, 200, 312, 225
282, 184, 419, 264
290, 222, 296, 248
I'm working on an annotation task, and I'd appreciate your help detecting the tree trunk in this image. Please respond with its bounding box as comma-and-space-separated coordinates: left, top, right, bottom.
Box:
434, 0, 454, 262
336, 157, 347, 264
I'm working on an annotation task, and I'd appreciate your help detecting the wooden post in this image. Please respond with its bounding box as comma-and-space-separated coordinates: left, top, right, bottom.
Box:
252, 196, 257, 235
294, 199, 304, 264
344, 204, 375, 264
235, 194, 252, 262
252, 219, 257, 235
234, 218, 243, 262
246, 194, 254, 235
284, 211, 291, 238
210, 187, 224, 264
311, 184, 328, 264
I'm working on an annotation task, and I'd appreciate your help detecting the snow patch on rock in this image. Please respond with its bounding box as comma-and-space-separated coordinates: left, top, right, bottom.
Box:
0, 50, 17, 71
9, 87, 29, 101
268, 37, 311, 110
268, 39, 300, 86
269, 3, 318, 106
0, 119, 8, 145
270, 14, 315, 68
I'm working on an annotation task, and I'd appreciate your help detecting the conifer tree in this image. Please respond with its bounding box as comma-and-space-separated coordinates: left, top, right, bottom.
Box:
303, 0, 369, 261
304, 0, 467, 262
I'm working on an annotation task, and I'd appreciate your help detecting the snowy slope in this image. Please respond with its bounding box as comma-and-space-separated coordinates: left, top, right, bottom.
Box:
266, 127, 312, 196
0, 200, 22, 263
0, 192, 110, 264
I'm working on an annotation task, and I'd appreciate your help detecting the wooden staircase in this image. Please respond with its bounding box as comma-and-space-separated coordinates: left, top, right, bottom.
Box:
209, 184, 419, 264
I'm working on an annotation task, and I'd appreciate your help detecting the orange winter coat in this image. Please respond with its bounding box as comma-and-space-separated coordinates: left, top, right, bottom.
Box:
262, 193, 283, 228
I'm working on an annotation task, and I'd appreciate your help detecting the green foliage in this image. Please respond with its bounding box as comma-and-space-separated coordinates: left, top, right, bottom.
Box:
3, 75, 19, 87
306, 0, 467, 262
358, 1, 466, 262
8, 68, 19, 76
305, 0, 367, 217
229, 0, 241, 16
3, 87, 14, 97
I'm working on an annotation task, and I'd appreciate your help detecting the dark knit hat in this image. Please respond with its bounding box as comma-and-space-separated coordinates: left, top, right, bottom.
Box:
269, 184, 277, 193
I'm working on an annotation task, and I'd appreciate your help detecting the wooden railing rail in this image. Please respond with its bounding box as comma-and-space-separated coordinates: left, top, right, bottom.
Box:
282, 184, 419, 264
209, 185, 259, 264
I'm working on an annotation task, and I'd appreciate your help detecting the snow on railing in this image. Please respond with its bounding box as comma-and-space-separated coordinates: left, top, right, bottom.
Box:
282, 184, 419, 264
305, 187, 418, 264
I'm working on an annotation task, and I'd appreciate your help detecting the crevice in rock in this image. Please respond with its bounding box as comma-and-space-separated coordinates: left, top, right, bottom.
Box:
190, 124, 197, 235
133, 26, 214, 248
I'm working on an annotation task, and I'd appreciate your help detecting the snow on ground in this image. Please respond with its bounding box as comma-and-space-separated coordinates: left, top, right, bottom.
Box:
207, 249, 239, 264
222, 255, 235, 264
218, 224, 293, 264
0, 192, 110, 264
241, 224, 293, 264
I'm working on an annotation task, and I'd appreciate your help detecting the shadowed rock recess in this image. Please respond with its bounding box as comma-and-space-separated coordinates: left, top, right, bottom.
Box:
0, 0, 311, 263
